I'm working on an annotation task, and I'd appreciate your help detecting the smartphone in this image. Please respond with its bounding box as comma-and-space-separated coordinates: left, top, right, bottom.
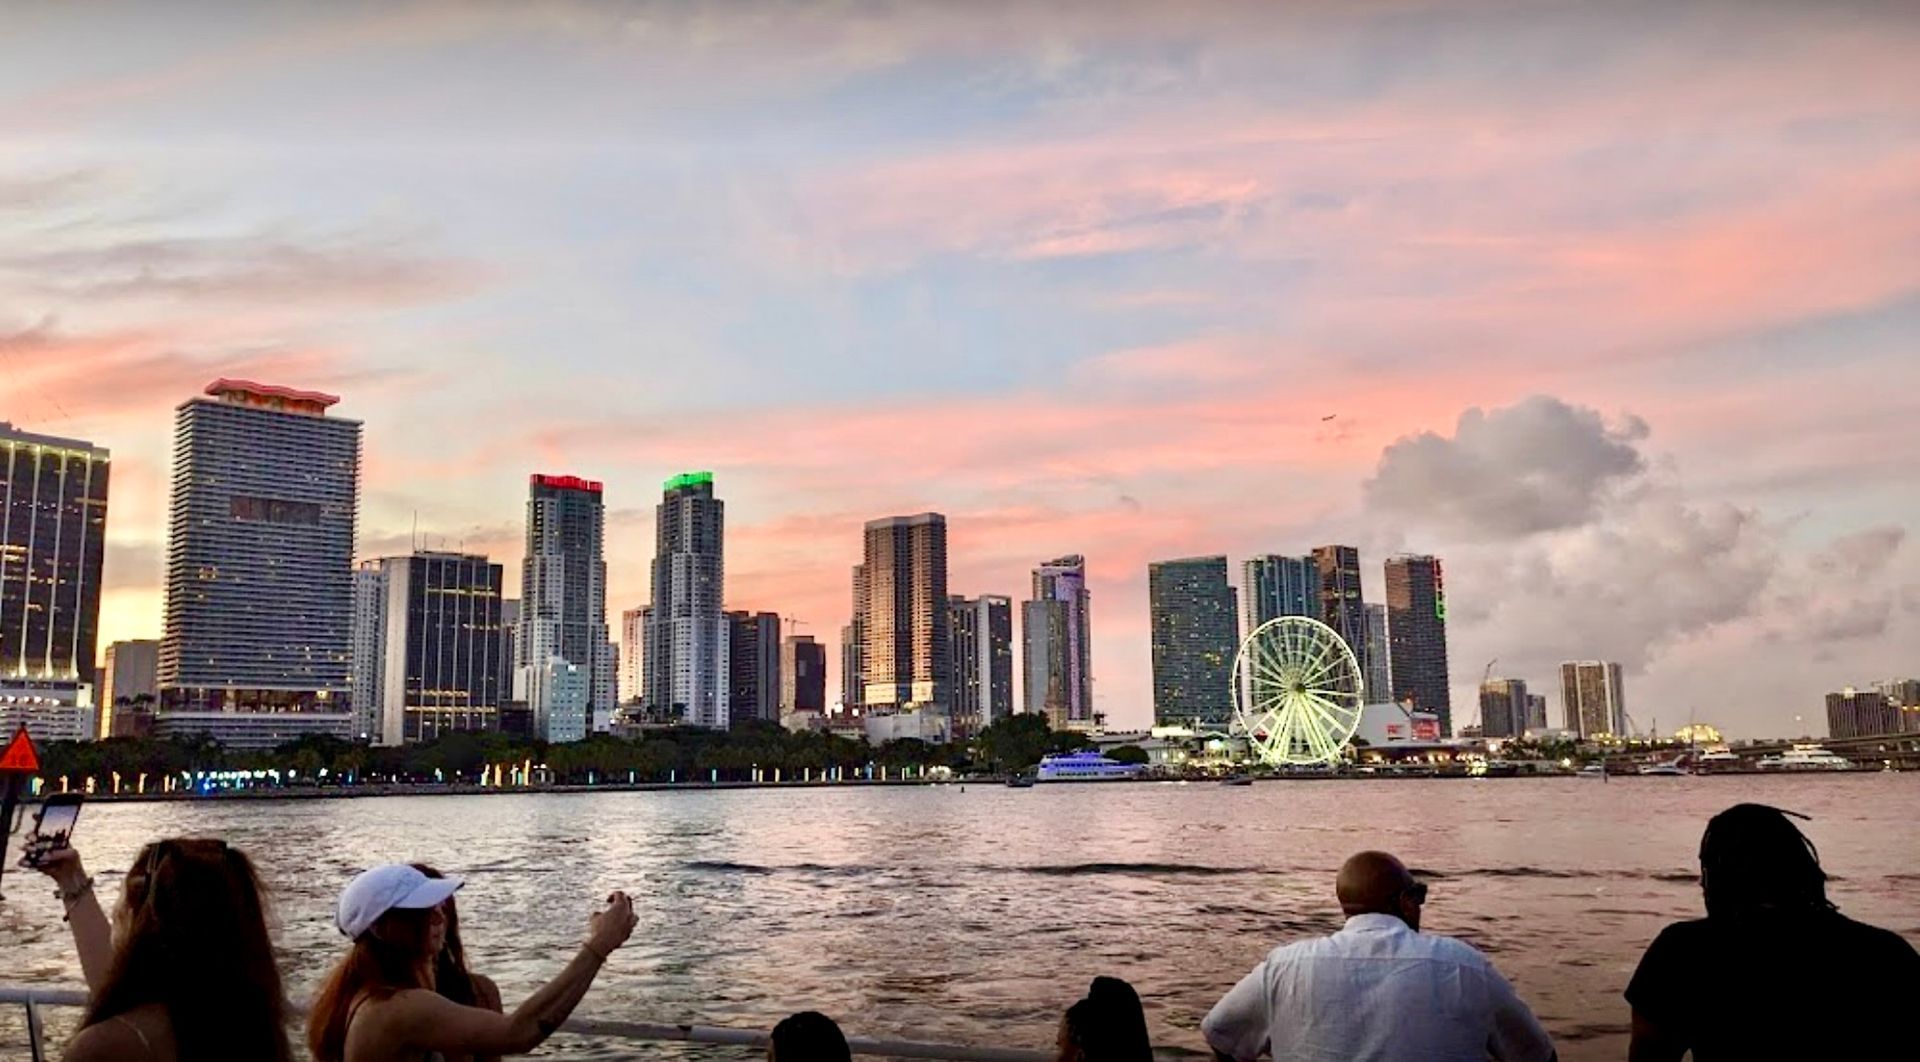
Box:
23, 793, 83, 867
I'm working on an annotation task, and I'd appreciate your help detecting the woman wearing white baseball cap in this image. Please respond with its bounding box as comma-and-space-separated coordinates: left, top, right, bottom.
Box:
307, 863, 637, 1062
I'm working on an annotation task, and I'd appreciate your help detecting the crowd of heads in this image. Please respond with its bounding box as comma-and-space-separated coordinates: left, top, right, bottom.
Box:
24, 800, 1882, 1061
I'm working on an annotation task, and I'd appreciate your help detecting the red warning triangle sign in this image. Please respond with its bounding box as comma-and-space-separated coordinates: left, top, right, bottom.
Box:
0, 725, 40, 773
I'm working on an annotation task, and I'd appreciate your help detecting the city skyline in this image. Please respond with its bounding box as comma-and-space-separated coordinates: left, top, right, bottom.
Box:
5, 3, 1918, 739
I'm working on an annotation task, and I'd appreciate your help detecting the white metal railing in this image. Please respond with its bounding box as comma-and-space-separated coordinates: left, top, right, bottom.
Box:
0, 984, 1054, 1062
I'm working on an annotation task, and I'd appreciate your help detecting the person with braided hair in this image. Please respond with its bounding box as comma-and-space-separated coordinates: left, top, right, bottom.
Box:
1627, 803, 1920, 1060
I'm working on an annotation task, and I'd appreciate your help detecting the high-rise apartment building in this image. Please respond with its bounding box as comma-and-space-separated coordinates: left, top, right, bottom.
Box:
157, 381, 358, 749
1525, 693, 1548, 732
841, 563, 868, 711
350, 562, 388, 741
1479, 677, 1529, 739
1385, 554, 1452, 735
517, 474, 615, 739
860, 514, 951, 716
1561, 661, 1626, 738
1242, 554, 1319, 631
781, 635, 827, 718
1362, 603, 1391, 703
1024, 556, 1092, 727
619, 606, 647, 705
1311, 545, 1368, 678
645, 472, 728, 729
1149, 556, 1239, 728
1, 422, 109, 743
950, 594, 1013, 734
1826, 688, 1904, 738
530, 657, 589, 742
499, 597, 519, 699
98, 639, 159, 737
1874, 678, 1920, 708
362, 552, 505, 745
726, 610, 780, 727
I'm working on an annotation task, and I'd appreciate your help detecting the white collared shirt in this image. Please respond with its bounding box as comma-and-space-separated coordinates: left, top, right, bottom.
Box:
1201, 913, 1556, 1062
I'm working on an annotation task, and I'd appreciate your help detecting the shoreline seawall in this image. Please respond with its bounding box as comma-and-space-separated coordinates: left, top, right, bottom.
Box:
17, 767, 1878, 806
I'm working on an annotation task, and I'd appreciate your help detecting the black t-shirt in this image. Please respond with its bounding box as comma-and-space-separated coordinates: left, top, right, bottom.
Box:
1626, 910, 1920, 1060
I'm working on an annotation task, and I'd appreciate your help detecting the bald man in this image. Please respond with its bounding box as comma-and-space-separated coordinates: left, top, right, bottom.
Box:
1201, 851, 1555, 1062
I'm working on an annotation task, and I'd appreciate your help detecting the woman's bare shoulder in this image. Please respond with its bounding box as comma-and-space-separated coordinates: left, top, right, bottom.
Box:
63, 1006, 174, 1062
473, 973, 504, 1012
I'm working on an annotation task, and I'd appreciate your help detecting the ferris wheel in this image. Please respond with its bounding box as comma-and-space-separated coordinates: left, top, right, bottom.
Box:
1232, 616, 1365, 765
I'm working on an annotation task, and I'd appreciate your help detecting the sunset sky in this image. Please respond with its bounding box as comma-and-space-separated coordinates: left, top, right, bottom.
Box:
4, 1, 1917, 737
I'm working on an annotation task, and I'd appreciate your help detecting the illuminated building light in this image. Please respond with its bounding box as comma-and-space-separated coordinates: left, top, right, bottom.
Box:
663, 470, 714, 492
530, 473, 603, 493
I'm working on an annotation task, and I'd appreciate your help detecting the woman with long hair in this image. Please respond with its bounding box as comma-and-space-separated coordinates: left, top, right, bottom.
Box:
308, 863, 636, 1062
1057, 976, 1153, 1062
412, 864, 502, 1062
32, 839, 293, 1061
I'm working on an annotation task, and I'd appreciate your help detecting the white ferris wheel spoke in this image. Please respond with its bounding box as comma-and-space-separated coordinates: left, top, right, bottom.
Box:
1298, 711, 1333, 761
1298, 635, 1347, 687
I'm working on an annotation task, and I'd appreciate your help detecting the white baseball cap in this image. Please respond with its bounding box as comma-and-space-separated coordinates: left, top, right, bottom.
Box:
336, 863, 463, 939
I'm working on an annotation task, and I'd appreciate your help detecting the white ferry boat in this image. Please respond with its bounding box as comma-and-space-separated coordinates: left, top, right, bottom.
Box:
1756, 744, 1853, 771
1035, 750, 1146, 782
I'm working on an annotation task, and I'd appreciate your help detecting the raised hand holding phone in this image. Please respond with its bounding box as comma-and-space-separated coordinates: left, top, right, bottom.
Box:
21, 794, 82, 871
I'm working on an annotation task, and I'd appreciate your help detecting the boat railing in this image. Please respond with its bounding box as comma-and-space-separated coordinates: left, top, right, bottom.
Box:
0, 983, 1053, 1062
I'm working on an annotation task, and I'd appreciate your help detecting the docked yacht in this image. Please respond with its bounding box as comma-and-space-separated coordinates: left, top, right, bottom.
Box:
1756, 744, 1853, 771
1035, 750, 1146, 781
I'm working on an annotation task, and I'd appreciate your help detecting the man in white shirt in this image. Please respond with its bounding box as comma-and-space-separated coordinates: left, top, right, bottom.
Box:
1202, 850, 1556, 1062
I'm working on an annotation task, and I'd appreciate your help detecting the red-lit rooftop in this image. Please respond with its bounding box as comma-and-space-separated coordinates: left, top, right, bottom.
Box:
530, 473, 603, 493
205, 378, 340, 415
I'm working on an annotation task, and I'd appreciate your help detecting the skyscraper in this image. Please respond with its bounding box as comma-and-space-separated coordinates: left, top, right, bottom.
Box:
1385, 554, 1452, 735
157, 381, 358, 748
841, 563, 868, 711
499, 597, 519, 703
1362, 603, 1391, 703
1825, 688, 1900, 739
1525, 693, 1548, 732
1, 422, 109, 743
517, 473, 615, 740
531, 657, 589, 742
365, 552, 505, 745
1560, 661, 1626, 738
1311, 545, 1368, 677
950, 594, 1013, 734
1479, 677, 1529, 739
645, 472, 728, 729
1148, 556, 1239, 728
726, 610, 781, 727
98, 639, 158, 738
781, 634, 827, 718
860, 514, 951, 716
619, 606, 647, 705
1025, 555, 1092, 727
1242, 554, 1319, 631
350, 561, 388, 741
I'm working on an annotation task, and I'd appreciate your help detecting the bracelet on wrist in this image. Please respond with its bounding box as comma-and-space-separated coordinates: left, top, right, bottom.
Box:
56, 876, 95, 922
583, 941, 609, 963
